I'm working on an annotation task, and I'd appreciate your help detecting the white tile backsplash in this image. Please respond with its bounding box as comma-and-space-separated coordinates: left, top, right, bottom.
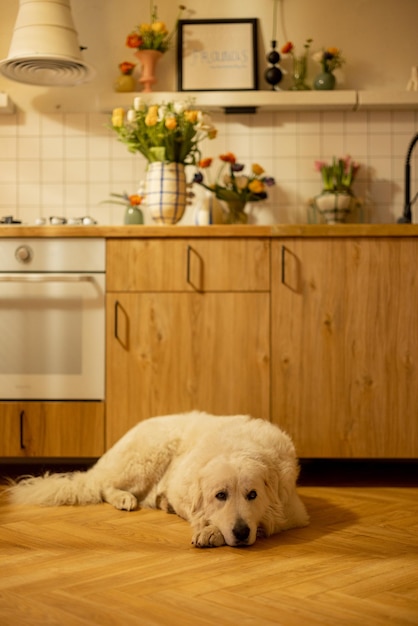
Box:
0, 109, 417, 224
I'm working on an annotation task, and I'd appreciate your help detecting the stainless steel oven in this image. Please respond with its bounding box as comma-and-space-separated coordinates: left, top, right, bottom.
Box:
0, 238, 105, 400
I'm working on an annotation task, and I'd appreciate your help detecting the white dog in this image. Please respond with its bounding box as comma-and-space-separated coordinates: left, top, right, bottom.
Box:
7, 412, 309, 548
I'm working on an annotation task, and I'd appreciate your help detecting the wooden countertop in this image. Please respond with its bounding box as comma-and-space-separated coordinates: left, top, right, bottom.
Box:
1, 224, 418, 238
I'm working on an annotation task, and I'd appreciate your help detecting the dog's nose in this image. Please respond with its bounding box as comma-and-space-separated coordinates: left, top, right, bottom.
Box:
233, 519, 250, 543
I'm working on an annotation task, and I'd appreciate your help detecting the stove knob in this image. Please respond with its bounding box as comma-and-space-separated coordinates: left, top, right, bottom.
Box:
15, 245, 32, 263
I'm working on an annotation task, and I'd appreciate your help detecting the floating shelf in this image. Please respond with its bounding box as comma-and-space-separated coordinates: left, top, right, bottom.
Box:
100, 90, 418, 114
357, 90, 418, 110
0, 92, 15, 114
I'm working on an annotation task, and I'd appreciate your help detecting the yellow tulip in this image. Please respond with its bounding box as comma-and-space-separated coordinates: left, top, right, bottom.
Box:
145, 114, 158, 126
139, 23, 152, 33
112, 107, 125, 127
248, 179, 265, 194
151, 21, 167, 34
252, 163, 265, 176
184, 110, 198, 124
165, 116, 177, 130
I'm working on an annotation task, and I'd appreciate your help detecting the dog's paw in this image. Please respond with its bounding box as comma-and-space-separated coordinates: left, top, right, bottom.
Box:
192, 525, 225, 548
104, 489, 138, 511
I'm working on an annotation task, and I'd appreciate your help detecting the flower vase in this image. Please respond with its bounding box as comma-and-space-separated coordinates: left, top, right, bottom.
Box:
314, 69, 336, 91
313, 191, 354, 224
114, 73, 135, 93
124, 205, 143, 224
135, 50, 163, 92
146, 161, 187, 224
290, 55, 311, 90
224, 199, 248, 224
194, 191, 224, 225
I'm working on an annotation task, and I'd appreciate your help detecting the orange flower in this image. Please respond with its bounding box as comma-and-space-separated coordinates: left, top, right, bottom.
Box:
326, 47, 340, 56
220, 152, 236, 164
128, 194, 142, 206
199, 157, 213, 168
119, 61, 136, 75
281, 41, 294, 54
126, 33, 142, 48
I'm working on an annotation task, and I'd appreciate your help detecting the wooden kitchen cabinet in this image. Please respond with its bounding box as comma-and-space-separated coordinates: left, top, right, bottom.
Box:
271, 238, 418, 458
0, 402, 105, 457
106, 238, 270, 446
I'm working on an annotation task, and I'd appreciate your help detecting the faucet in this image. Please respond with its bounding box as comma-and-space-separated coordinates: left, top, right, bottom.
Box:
398, 132, 418, 223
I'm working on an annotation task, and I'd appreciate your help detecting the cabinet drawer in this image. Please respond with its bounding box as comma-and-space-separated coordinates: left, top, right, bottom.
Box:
107, 239, 270, 292
0, 402, 105, 457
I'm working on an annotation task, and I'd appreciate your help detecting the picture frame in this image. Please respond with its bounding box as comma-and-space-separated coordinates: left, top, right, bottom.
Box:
177, 19, 258, 92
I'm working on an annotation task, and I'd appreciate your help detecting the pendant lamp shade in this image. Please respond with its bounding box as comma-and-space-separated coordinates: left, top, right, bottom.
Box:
0, 0, 95, 86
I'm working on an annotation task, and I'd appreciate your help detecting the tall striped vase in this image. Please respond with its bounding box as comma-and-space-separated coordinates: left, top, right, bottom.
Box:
146, 162, 187, 225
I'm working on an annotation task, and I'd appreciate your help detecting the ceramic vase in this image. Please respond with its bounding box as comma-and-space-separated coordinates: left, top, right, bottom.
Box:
146, 162, 187, 225
124, 205, 143, 224
134, 50, 163, 92
313, 191, 353, 224
114, 73, 135, 93
313, 70, 336, 91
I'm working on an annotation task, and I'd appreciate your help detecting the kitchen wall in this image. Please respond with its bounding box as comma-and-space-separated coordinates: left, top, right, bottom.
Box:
0, 0, 417, 225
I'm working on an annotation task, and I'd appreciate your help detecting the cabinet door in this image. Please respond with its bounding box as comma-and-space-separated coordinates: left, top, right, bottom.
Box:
106, 238, 270, 292
271, 238, 418, 458
106, 292, 270, 446
0, 402, 104, 457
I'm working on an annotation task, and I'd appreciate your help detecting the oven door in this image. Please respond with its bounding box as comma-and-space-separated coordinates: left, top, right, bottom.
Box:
0, 273, 105, 400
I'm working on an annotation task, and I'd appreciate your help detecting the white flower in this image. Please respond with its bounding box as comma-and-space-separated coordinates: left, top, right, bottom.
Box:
158, 105, 168, 121
133, 96, 146, 111
173, 100, 186, 114
126, 109, 136, 123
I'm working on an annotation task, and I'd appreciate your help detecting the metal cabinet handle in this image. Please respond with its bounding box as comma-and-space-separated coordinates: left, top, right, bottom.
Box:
186, 245, 202, 291
19, 410, 26, 449
114, 299, 129, 349
281, 245, 301, 293
281, 245, 287, 285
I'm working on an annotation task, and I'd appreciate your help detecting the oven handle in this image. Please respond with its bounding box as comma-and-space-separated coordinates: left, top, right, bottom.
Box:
0, 275, 96, 283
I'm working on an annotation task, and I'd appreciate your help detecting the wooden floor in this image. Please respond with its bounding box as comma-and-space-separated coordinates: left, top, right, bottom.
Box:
1, 461, 418, 626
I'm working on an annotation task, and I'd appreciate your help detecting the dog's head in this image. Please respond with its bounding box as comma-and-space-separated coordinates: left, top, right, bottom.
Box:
192, 455, 272, 547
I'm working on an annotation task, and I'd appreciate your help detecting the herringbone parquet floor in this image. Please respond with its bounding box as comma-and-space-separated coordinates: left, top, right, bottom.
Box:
1, 461, 417, 626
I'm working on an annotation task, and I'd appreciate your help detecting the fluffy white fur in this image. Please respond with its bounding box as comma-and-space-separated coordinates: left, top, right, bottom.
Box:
7, 412, 309, 548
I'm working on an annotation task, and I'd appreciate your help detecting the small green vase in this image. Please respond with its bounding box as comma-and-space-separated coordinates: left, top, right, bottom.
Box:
314, 70, 336, 91
124, 205, 144, 224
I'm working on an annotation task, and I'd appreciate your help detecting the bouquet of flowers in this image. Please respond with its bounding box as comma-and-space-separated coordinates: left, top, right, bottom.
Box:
125, 3, 185, 53
313, 47, 345, 73
193, 152, 275, 204
314, 155, 359, 194
111, 98, 217, 164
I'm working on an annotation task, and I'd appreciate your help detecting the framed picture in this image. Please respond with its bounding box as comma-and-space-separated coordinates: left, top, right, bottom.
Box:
177, 19, 258, 92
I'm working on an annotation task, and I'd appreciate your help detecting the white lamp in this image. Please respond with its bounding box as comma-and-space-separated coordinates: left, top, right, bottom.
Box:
0, 0, 95, 86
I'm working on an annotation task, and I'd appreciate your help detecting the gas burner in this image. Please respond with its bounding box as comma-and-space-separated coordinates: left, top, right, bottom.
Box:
34, 216, 98, 226
1, 215, 22, 224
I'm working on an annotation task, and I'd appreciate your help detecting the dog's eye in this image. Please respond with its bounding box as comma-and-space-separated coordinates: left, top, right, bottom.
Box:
215, 491, 227, 501
247, 490, 257, 501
